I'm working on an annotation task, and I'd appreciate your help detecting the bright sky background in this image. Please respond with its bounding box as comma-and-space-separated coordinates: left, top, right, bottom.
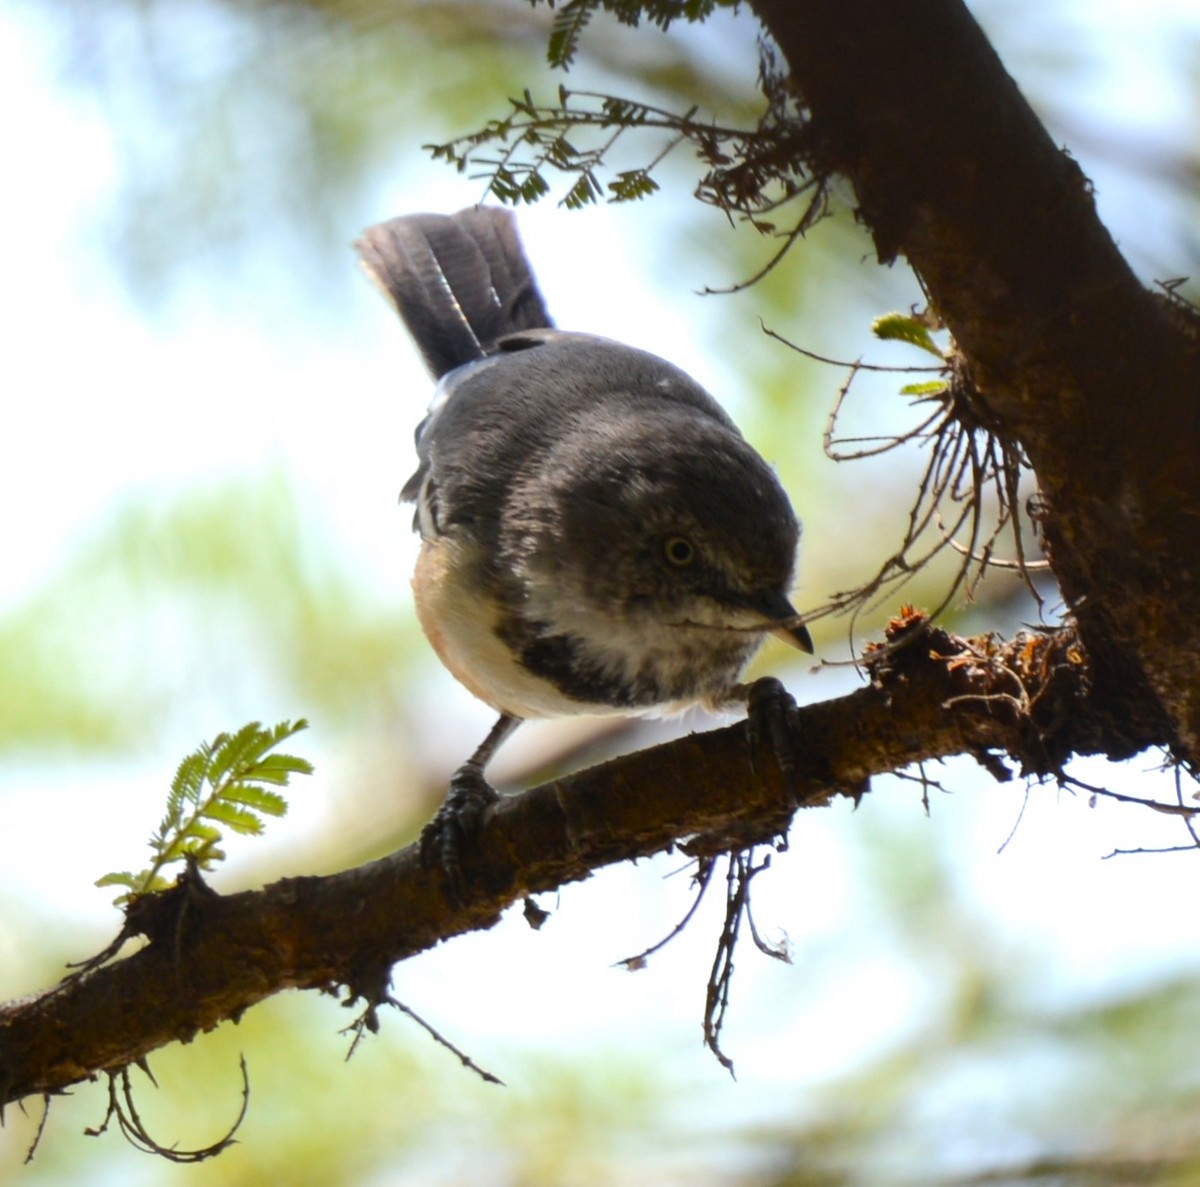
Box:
2, 0, 1200, 1175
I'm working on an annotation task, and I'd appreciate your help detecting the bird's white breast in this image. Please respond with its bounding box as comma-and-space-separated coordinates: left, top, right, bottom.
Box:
413, 536, 632, 720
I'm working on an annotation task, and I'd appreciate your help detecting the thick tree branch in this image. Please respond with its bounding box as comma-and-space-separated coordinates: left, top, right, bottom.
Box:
0, 618, 1166, 1107
751, 0, 1200, 758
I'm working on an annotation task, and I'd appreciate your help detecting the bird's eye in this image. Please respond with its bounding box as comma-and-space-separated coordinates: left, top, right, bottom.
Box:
663, 536, 696, 567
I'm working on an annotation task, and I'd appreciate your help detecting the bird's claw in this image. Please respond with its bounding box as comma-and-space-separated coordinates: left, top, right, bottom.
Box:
419, 764, 500, 899
745, 676, 799, 804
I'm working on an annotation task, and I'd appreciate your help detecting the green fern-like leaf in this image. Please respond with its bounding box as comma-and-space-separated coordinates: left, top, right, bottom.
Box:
545, 134, 580, 168
563, 171, 603, 209
548, 0, 596, 68
165, 750, 207, 825
202, 800, 266, 835
872, 312, 945, 359
97, 718, 312, 904
519, 171, 552, 204
222, 781, 289, 813
609, 168, 660, 202
208, 720, 279, 787
245, 751, 311, 782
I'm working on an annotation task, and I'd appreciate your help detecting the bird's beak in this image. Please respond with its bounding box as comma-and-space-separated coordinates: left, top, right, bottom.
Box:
773, 619, 815, 654
743, 589, 814, 654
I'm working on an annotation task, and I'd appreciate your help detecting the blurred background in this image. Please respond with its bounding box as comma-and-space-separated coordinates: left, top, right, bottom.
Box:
2, 0, 1200, 1182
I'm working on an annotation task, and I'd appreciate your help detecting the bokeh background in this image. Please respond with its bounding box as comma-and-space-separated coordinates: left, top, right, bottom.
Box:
3, 1, 1200, 1182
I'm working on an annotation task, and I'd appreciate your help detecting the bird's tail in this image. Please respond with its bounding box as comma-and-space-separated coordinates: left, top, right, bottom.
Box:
356, 206, 554, 378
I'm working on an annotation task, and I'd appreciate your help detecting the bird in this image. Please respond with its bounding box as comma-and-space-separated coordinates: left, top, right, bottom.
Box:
356, 205, 812, 883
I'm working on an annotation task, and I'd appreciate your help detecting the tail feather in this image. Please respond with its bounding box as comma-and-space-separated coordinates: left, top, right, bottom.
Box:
356, 206, 554, 378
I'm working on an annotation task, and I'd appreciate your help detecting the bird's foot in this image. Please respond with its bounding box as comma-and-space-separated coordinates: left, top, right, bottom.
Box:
419, 764, 500, 899
745, 676, 800, 804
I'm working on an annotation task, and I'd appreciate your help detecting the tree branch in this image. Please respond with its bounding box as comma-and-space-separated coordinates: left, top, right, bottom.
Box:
750, 0, 1200, 759
0, 617, 1169, 1107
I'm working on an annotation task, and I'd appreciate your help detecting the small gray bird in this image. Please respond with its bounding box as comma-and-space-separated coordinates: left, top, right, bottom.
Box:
356, 206, 811, 877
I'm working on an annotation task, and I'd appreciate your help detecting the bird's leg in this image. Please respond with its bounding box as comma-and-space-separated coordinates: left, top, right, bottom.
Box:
741, 676, 800, 804
420, 713, 523, 893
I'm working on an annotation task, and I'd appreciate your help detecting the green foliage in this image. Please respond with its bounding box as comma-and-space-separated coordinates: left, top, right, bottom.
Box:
96, 720, 312, 903
427, 16, 825, 277
872, 313, 950, 398
872, 311, 946, 360
429, 83, 667, 208
609, 167, 660, 201
427, 87, 679, 208
545, 0, 733, 70
899, 379, 952, 396
427, 79, 816, 230
547, 0, 595, 69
